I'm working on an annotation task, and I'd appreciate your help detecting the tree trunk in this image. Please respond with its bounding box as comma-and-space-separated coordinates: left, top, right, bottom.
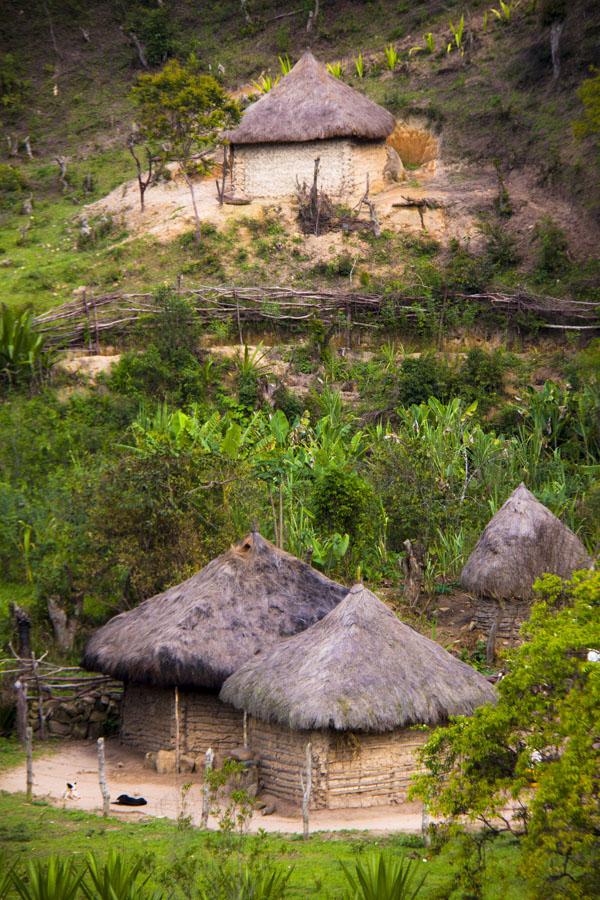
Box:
181, 168, 202, 242
47, 597, 78, 652
97, 737, 111, 817
10, 603, 32, 658
550, 21, 564, 81
402, 540, 424, 609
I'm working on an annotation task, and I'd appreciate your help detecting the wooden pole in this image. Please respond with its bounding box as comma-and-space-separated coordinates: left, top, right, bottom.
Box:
243, 711, 248, 749
97, 737, 110, 817
421, 802, 431, 846
174, 686, 181, 774
200, 747, 214, 829
300, 741, 312, 840
25, 726, 33, 801
32, 654, 46, 740
91, 294, 100, 355
14, 679, 28, 745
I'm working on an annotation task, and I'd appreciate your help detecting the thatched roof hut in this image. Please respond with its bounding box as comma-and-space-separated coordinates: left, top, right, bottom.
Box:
225, 51, 395, 198
227, 51, 395, 145
221, 584, 496, 732
83, 531, 346, 690
460, 483, 591, 602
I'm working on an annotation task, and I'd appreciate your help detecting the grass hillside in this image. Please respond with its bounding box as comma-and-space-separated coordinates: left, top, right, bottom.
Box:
1, 0, 599, 309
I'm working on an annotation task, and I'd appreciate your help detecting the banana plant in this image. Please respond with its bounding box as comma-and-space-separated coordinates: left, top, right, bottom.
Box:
0, 304, 45, 386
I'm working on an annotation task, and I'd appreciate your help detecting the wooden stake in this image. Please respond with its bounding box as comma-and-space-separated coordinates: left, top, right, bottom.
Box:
14, 678, 28, 745
200, 747, 214, 829
243, 711, 248, 749
25, 726, 33, 801
97, 737, 110, 817
300, 741, 312, 840
174, 686, 181, 774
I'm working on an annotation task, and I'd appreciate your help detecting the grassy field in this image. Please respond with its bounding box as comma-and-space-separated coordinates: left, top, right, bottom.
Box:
0, 789, 525, 899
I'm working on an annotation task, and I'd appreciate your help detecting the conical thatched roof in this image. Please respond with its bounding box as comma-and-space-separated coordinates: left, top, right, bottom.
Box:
226, 51, 395, 145
82, 533, 347, 690
220, 585, 496, 732
461, 483, 592, 601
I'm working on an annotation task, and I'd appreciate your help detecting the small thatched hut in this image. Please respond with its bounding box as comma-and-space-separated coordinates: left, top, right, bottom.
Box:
83, 532, 346, 756
225, 51, 395, 199
220, 584, 496, 809
461, 483, 592, 638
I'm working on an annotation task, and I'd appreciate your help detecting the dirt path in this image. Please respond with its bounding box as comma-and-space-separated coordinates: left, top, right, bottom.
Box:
0, 740, 426, 835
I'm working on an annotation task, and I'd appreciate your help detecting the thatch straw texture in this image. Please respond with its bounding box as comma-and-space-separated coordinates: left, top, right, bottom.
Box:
82, 533, 347, 690
460, 483, 592, 601
226, 51, 395, 145
220, 585, 496, 732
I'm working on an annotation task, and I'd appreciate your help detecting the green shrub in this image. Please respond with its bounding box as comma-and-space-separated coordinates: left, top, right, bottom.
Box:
397, 354, 451, 406
445, 241, 489, 293
127, 6, 177, 66
457, 348, 505, 411
479, 220, 520, 269
573, 68, 600, 144
312, 468, 375, 545
532, 217, 570, 278
272, 384, 304, 422
0, 52, 29, 125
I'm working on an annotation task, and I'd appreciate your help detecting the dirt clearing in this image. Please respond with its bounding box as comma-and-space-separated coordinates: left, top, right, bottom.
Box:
0, 740, 426, 835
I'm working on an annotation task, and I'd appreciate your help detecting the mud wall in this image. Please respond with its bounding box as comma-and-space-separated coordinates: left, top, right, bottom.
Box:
247, 718, 428, 810
232, 139, 387, 199
121, 683, 244, 755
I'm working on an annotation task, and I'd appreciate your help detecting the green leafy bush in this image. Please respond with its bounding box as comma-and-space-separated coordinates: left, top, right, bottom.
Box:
397, 354, 451, 407
411, 569, 600, 897
0, 305, 45, 389
0, 52, 29, 125
456, 348, 506, 411
532, 216, 570, 278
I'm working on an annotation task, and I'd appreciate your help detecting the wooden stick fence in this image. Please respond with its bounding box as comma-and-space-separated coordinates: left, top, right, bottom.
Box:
32, 283, 599, 349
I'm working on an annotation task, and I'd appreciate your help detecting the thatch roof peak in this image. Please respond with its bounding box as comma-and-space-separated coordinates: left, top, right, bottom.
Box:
226, 50, 395, 145
82, 532, 347, 690
220, 585, 496, 732
460, 483, 592, 601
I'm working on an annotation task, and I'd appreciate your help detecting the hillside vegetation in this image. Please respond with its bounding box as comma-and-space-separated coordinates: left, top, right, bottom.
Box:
0, 3, 599, 896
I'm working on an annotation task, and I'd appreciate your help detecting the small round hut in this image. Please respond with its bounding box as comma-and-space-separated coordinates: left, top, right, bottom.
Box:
225, 51, 396, 199
83, 532, 346, 757
220, 584, 496, 809
461, 483, 592, 638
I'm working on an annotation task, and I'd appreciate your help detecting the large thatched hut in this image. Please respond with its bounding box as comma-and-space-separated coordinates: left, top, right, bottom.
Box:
220, 584, 496, 809
83, 532, 346, 756
461, 483, 592, 638
225, 51, 395, 199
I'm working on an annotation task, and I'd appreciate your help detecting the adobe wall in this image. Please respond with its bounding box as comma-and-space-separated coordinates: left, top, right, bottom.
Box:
231, 139, 387, 199
247, 718, 428, 810
325, 728, 429, 808
120, 684, 244, 754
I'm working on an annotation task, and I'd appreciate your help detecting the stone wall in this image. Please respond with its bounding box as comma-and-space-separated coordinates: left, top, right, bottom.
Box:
231, 139, 387, 199
247, 718, 428, 810
29, 685, 122, 740
474, 598, 531, 641
121, 683, 244, 755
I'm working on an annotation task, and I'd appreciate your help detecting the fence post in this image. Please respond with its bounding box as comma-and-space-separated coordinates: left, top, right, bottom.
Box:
174, 686, 181, 774
82, 289, 93, 353
200, 747, 214, 829
300, 741, 312, 840
14, 678, 28, 745
97, 737, 111, 817
25, 726, 33, 801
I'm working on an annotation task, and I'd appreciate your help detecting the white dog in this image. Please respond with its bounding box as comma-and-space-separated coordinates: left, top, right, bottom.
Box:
62, 781, 80, 800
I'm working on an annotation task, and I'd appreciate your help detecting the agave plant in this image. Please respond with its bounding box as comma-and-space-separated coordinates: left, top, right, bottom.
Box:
82, 851, 165, 900
384, 44, 399, 71
252, 73, 280, 94
353, 51, 365, 78
278, 54, 292, 75
12, 858, 84, 900
491, 1, 515, 22
326, 60, 344, 78
0, 304, 45, 386
341, 853, 427, 900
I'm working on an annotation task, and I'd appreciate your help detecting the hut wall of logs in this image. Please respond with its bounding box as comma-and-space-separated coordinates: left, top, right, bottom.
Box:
247, 719, 428, 810
121, 684, 244, 755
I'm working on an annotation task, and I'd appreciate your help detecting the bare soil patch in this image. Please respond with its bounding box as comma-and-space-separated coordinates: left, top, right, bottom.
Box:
0, 740, 426, 835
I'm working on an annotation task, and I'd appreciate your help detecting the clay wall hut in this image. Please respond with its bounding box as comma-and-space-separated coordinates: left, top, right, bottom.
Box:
82, 532, 346, 757
461, 483, 592, 639
220, 585, 496, 809
225, 51, 395, 199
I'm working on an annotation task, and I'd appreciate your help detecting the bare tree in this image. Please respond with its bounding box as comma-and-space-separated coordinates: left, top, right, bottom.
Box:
127, 133, 158, 211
